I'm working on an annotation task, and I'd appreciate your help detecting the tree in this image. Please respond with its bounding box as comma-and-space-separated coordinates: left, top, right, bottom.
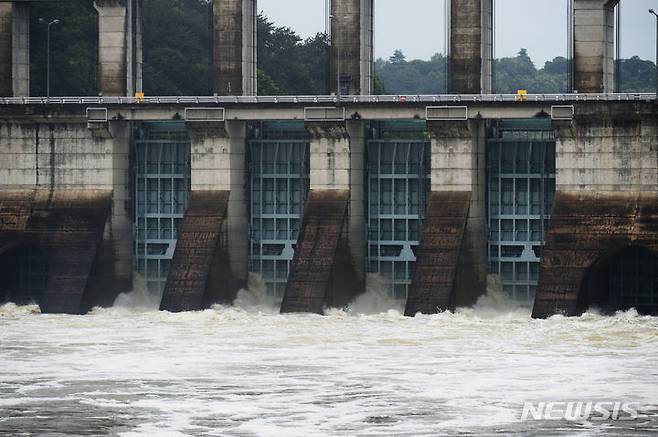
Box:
389, 50, 406, 65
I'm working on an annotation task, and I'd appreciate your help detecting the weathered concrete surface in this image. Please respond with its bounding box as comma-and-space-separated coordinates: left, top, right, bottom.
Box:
213, 0, 256, 96
532, 192, 658, 318
449, 0, 493, 94
533, 102, 658, 317
330, 0, 373, 95
160, 190, 236, 312
280, 189, 357, 314
94, 0, 142, 96
0, 189, 111, 314
426, 119, 487, 310
573, 0, 620, 93
0, 119, 133, 305
0, 2, 29, 97
405, 191, 470, 315
188, 121, 248, 293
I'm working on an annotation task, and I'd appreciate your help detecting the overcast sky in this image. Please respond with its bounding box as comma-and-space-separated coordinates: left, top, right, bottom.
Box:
259, 0, 657, 66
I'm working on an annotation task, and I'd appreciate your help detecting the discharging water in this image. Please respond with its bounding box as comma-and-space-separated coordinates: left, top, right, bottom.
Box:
1, 281, 658, 436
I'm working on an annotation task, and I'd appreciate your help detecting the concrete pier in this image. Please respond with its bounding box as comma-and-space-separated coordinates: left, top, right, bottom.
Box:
93, 0, 142, 96
330, 0, 373, 95
533, 103, 658, 317
161, 120, 249, 310
572, 0, 619, 93
213, 0, 256, 96
405, 120, 487, 315
449, 0, 493, 94
0, 2, 29, 97
0, 119, 133, 313
281, 121, 365, 313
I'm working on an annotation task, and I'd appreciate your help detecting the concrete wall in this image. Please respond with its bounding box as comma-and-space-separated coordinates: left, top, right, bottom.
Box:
188, 120, 248, 286
0, 118, 133, 297
554, 104, 658, 192
573, 0, 619, 93
0, 3, 29, 97
213, 0, 256, 96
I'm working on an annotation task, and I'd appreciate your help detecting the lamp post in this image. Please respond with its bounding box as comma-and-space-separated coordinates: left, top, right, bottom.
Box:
38, 18, 60, 99
650, 9, 658, 99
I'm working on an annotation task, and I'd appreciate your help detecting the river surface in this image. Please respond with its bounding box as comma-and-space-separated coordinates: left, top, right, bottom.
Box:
1, 284, 658, 436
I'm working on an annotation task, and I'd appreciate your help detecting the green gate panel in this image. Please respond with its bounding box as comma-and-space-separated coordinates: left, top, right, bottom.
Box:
133, 122, 191, 294
366, 121, 431, 300
487, 119, 556, 303
248, 122, 310, 299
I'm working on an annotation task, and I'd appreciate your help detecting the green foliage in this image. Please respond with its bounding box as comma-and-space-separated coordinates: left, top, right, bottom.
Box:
377, 49, 656, 95
26, 2, 656, 96
30, 0, 98, 96
257, 14, 328, 95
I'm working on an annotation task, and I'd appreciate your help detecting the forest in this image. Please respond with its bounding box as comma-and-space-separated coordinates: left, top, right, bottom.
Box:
29, 0, 656, 96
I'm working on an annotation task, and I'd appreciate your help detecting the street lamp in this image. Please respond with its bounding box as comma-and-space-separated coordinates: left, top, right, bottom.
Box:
38, 18, 60, 99
650, 9, 658, 98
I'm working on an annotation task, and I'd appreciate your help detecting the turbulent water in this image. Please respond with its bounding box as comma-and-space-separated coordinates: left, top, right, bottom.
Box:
1, 280, 658, 436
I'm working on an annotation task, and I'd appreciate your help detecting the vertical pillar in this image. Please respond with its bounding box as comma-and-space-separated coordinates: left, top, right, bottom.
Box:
213, 0, 256, 96
189, 120, 248, 289
94, 0, 142, 96
308, 120, 366, 282
405, 119, 486, 315
0, 2, 30, 97
572, 0, 619, 93
330, 0, 373, 95
449, 0, 493, 94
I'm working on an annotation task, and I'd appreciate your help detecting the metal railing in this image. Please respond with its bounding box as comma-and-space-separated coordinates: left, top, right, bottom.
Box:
0, 93, 655, 106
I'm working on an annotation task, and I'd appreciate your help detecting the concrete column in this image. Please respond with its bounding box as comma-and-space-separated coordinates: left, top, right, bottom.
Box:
428, 119, 487, 304
0, 2, 30, 97
307, 120, 366, 282
449, 0, 493, 94
330, 0, 373, 95
106, 121, 133, 294
346, 121, 366, 281
94, 0, 142, 96
188, 121, 248, 286
573, 0, 619, 93
213, 0, 256, 96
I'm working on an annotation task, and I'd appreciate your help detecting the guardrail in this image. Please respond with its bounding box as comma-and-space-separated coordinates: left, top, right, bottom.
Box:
0, 93, 655, 106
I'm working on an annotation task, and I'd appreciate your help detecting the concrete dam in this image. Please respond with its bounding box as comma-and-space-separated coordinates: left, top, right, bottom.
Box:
0, 0, 657, 318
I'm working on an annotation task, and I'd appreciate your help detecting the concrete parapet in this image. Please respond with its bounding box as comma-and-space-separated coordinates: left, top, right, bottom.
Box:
573, 0, 619, 93
160, 190, 237, 312
533, 191, 658, 318
0, 2, 29, 97
213, 0, 256, 96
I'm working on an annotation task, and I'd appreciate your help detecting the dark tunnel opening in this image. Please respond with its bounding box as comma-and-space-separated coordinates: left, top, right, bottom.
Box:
579, 246, 658, 316
0, 244, 49, 306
